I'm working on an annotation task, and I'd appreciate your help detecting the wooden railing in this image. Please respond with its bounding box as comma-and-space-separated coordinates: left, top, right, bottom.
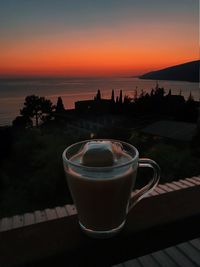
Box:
0, 176, 200, 267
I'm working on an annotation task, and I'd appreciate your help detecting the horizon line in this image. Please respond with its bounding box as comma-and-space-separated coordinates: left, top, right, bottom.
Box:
0, 58, 198, 80
0, 75, 140, 80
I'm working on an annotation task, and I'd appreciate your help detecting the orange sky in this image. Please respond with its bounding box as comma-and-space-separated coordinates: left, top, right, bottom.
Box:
0, 1, 198, 77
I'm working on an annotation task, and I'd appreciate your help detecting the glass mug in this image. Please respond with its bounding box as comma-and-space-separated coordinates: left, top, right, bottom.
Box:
62, 139, 160, 238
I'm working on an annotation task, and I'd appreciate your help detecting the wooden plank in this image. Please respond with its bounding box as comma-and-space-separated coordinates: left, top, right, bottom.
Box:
192, 177, 200, 184
1, 186, 200, 267
165, 247, 196, 267
186, 178, 200, 185
12, 215, 24, 229
45, 209, 58, 221
148, 190, 159, 196
193, 176, 200, 181
138, 255, 160, 267
63, 206, 69, 216
152, 250, 177, 267
173, 181, 188, 189
179, 179, 195, 187
34, 210, 47, 223
153, 187, 166, 194
123, 259, 142, 267
156, 184, 169, 193
158, 184, 173, 192
190, 239, 200, 251
177, 242, 200, 266
166, 183, 181, 191
122, 239, 200, 267
172, 181, 184, 189
65, 205, 77, 215
144, 193, 152, 198
0, 217, 12, 232
55, 206, 68, 218
24, 213, 35, 226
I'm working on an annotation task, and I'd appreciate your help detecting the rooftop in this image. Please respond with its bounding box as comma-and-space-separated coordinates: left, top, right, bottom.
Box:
143, 120, 197, 141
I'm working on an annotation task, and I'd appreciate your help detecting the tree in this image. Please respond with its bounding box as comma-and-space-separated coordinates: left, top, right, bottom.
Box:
119, 90, 123, 104
20, 95, 54, 127
188, 91, 194, 102
184, 92, 197, 122
150, 89, 154, 97
111, 90, 115, 102
133, 89, 138, 101
96, 90, 101, 100
124, 95, 131, 105
12, 116, 33, 129
197, 105, 200, 132
56, 97, 65, 112
167, 89, 172, 97
154, 87, 165, 98
139, 89, 144, 98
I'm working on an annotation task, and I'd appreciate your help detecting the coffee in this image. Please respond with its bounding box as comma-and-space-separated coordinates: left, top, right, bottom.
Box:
65, 141, 137, 231
63, 139, 160, 238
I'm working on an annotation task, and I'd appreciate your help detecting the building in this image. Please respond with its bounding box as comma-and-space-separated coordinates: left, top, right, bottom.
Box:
75, 99, 113, 114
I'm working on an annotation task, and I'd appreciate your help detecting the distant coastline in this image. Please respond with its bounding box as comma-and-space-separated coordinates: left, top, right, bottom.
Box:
0, 77, 199, 126
139, 60, 199, 83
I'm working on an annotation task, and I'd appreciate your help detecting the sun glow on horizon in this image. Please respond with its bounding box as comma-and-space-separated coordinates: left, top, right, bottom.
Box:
0, 1, 198, 78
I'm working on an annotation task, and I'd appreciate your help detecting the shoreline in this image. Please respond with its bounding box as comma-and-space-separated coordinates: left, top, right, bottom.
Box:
0, 78, 199, 126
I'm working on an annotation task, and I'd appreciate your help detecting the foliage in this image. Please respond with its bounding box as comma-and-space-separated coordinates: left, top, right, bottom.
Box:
12, 115, 33, 129
129, 132, 200, 183
80, 85, 198, 123
0, 127, 13, 163
0, 127, 75, 218
0, 121, 200, 218
94, 89, 101, 100
56, 97, 65, 112
111, 89, 115, 102
20, 95, 55, 127
0, 86, 199, 218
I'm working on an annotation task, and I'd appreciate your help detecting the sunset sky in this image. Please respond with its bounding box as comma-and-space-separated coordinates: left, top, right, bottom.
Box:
0, 0, 198, 77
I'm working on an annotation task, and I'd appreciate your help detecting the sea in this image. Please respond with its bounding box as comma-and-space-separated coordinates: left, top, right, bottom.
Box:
0, 77, 199, 126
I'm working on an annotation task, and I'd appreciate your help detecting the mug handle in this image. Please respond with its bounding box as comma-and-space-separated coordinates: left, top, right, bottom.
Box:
128, 158, 160, 213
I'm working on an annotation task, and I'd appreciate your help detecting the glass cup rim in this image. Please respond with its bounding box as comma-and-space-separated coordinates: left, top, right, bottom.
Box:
62, 139, 139, 171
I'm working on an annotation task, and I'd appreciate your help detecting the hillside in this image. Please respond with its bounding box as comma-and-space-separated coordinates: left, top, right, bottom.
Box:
140, 60, 199, 82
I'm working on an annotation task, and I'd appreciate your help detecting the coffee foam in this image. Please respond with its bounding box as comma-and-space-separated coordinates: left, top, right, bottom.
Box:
80, 141, 127, 167
81, 141, 114, 167
70, 141, 132, 168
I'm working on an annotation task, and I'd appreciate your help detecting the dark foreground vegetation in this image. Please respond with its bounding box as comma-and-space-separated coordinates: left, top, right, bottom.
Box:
0, 86, 199, 218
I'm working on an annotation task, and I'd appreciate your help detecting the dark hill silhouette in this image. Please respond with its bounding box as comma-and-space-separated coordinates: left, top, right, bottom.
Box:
140, 60, 199, 82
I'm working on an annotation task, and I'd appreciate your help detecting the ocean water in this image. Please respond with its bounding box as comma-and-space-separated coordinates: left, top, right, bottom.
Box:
0, 77, 199, 126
